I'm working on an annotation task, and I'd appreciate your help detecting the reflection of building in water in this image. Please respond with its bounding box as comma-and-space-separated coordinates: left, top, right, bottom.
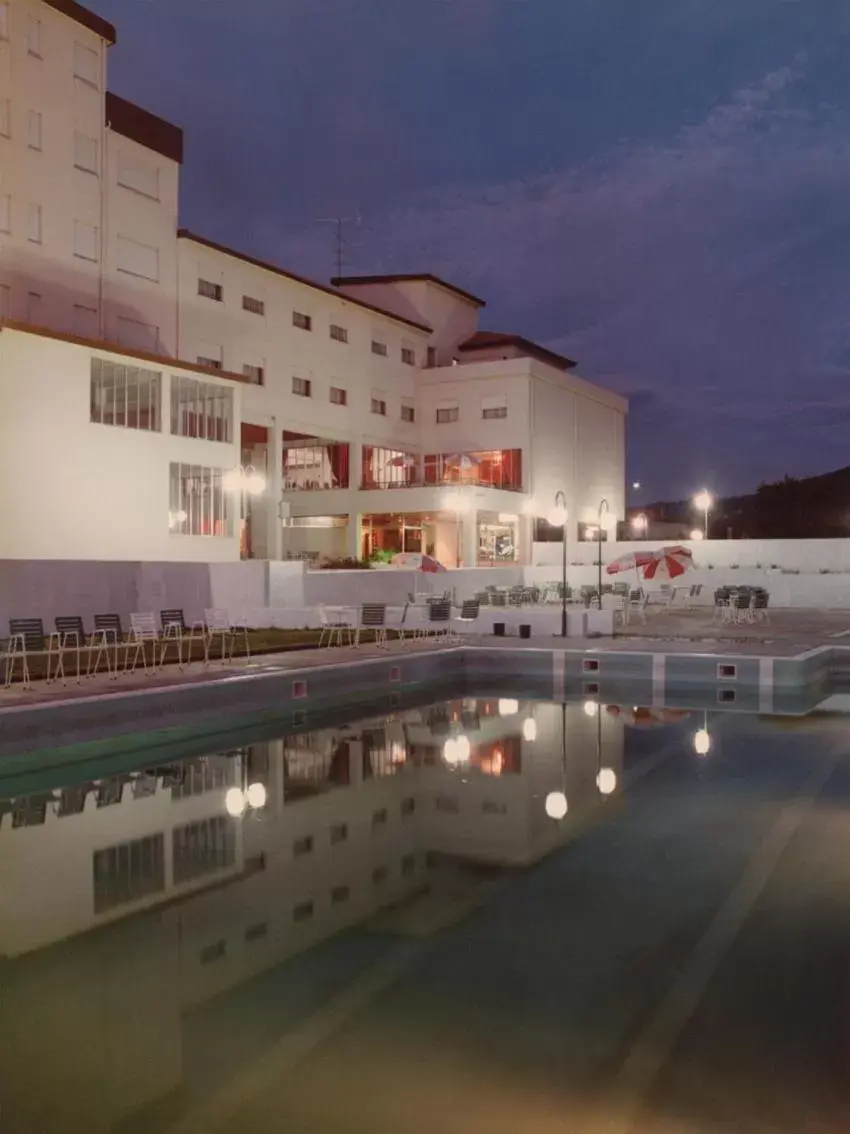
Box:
0, 699, 623, 1132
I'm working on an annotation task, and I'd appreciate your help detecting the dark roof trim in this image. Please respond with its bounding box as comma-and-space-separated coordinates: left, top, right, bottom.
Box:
179, 232, 433, 334
44, 0, 116, 44
0, 319, 251, 385
331, 273, 486, 309
458, 331, 577, 372
106, 92, 184, 164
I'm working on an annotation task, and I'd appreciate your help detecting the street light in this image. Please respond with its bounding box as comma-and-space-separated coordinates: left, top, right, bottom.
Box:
597, 499, 609, 609
693, 490, 712, 539
549, 491, 568, 637
224, 464, 267, 559
690, 529, 704, 541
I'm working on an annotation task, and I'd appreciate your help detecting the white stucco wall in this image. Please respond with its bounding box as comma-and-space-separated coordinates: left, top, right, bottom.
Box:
0, 325, 242, 560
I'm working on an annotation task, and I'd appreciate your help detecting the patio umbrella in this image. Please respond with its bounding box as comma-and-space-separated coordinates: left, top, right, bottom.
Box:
606, 550, 656, 576
390, 552, 447, 573
444, 454, 481, 470
641, 545, 695, 581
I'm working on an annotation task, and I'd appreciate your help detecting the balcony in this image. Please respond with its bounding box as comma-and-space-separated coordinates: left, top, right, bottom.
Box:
361, 448, 523, 493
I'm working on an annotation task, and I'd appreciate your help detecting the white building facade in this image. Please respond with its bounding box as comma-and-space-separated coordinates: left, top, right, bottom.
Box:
0, 0, 627, 565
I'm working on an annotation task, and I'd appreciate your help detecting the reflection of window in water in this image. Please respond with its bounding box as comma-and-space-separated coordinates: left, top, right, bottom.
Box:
171, 753, 237, 800
93, 834, 166, 913
172, 817, 236, 885
284, 734, 350, 798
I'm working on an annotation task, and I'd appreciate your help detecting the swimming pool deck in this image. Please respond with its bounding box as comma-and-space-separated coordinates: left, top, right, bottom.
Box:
0, 608, 847, 714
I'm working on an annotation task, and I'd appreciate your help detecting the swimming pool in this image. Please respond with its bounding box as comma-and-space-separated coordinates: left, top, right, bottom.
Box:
2, 689, 848, 1132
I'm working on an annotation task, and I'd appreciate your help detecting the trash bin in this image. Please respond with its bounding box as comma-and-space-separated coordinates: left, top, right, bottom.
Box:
519, 624, 531, 639
493, 622, 506, 637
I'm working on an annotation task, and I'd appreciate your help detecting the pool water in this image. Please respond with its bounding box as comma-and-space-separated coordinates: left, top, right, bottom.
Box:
2, 695, 848, 1133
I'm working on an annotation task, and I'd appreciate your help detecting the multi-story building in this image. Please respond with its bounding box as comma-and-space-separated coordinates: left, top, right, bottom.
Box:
0, 0, 627, 565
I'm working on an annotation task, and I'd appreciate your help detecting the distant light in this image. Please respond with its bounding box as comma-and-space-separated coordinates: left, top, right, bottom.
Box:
498, 698, 519, 716
690, 529, 704, 541
694, 729, 711, 756
454, 734, 471, 762
443, 735, 471, 765
583, 700, 599, 717
631, 514, 648, 533
632, 481, 641, 490
596, 767, 617, 795
693, 490, 713, 512
545, 791, 568, 820
522, 717, 537, 742
224, 787, 246, 817
246, 781, 267, 809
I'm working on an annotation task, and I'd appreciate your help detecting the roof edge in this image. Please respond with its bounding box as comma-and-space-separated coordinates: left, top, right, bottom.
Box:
106, 92, 184, 164
44, 0, 117, 45
331, 273, 486, 309
0, 320, 251, 385
459, 332, 577, 372
179, 232, 433, 334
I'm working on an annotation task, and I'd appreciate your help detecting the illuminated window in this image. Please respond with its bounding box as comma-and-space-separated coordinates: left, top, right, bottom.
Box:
90, 358, 161, 430
171, 375, 233, 441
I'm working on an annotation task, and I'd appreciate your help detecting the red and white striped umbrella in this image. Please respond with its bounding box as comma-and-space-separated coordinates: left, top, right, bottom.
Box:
641, 545, 695, 580
606, 550, 656, 576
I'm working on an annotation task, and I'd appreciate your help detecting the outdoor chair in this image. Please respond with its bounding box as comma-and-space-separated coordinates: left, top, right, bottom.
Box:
53, 615, 90, 683
204, 608, 250, 663
753, 592, 771, 624
393, 601, 411, 641
453, 599, 480, 635
127, 612, 162, 674
355, 603, 388, 648
416, 598, 453, 642
4, 618, 61, 689
160, 609, 206, 667
318, 605, 352, 648
625, 589, 648, 624
90, 613, 126, 678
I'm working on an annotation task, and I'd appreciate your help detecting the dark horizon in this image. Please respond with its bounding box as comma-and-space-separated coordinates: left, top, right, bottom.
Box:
92, 0, 850, 499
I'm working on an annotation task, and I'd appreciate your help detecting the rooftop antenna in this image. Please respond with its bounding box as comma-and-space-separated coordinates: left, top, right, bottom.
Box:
317, 216, 355, 278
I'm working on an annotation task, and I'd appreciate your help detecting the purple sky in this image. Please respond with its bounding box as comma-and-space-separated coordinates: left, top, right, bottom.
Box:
94, 0, 850, 499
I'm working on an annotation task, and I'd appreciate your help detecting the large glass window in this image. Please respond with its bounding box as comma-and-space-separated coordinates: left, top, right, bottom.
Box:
93, 834, 165, 913
172, 817, 236, 886
90, 358, 162, 431
170, 374, 233, 442
169, 463, 232, 537
361, 446, 420, 488
283, 431, 349, 490
423, 450, 523, 491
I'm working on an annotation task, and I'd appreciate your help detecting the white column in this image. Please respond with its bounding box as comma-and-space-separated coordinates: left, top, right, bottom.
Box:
347, 513, 362, 560
266, 419, 283, 560
461, 510, 477, 568
347, 440, 363, 560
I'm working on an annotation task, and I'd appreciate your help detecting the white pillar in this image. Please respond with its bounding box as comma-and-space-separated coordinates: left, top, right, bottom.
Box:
267, 419, 283, 560
461, 510, 477, 568
347, 513, 362, 560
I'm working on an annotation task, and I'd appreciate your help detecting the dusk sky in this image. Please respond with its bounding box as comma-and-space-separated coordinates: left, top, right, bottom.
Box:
94, 0, 850, 500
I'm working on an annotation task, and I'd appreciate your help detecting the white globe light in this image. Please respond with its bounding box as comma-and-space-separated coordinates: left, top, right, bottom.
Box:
690, 529, 704, 541
545, 791, 568, 820
583, 701, 599, 717
443, 738, 459, 765
498, 698, 519, 716
454, 734, 471, 763
548, 506, 567, 526
222, 469, 243, 493
596, 767, 617, 795
246, 781, 267, 809
522, 717, 537, 742
247, 472, 267, 495
694, 729, 711, 756
224, 787, 246, 817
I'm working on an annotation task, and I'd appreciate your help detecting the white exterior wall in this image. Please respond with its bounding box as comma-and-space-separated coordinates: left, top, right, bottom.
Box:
103, 127, 179, 354
0, 326, 242, 560
0, 0, 108, 332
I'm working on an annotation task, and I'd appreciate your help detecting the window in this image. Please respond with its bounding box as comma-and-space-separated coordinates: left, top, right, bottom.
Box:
401, 347, 415, 366
371, 398, 387, 416
0, 98, 9, 138
197, 356, 222, 371
0, 3, 8, 40
200, 940, 226, 965
401, 404, 415, 423
423, 449, 522, 490
242, 363, 264, 386
372, 866, 388, 885
293, 835, 314, 857
243, 294, 264, 315
73, 42, 99, 87
74, 220, 98, 262
427, 346, 437, 368
90, 358, 162, 431
330, 822, 348, 844
27, 203, 42, 244
171, 754, 235, 798
117, 315, 159, 353
283, 435, 350, 489
293, 310, 311, 331
330, 386, 347, 406
73, 304, 98, 338
245, 922, 268, 942
198, 278, 223, 302
482, 396, 507, 419
93, 834, 165, 913
26, 291, 41, 322
169, 463, 232, 537
331, 884, 350, 904
372, 807, 388, 829
74, 132, 98, 173
329, 323, 348, 343
27, 16, 41, 57
171, 374, 233, 441
116, 235, 159, 281
361, 445, 419, 488
292, 376, 311, 398
117, 153, 159, 199
436, 406, 459, 424
371, 340, 387, 357
173, 817, 236, 884
293, 901, 314, 923
27, 110, 42, 151
0, 193, 9, 233
401, 797, 415, 817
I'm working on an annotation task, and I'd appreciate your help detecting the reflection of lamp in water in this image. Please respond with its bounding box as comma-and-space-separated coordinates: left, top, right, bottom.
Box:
246, 782, 267, 809
498, 698, 519, 716
545, 791, 568, 819
583, 700, 599, 718
225, 787, 246, 817
693, 710, 711, 756
443, 734, 471, 766
545, 701, 568, 820
596, 767, 617, 795
522, 716, 537, 742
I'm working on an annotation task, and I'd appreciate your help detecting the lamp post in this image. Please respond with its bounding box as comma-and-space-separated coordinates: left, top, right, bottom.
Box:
597, 498, 609, 609
549, 491, 568, 637
693, 490, 712, 540
224, 464, 267, 558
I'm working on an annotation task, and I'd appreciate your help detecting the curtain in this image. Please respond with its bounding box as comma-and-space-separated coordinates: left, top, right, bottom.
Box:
500, 449, 522, 490
327, 443, 349, 487
361, 446, 374, 488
